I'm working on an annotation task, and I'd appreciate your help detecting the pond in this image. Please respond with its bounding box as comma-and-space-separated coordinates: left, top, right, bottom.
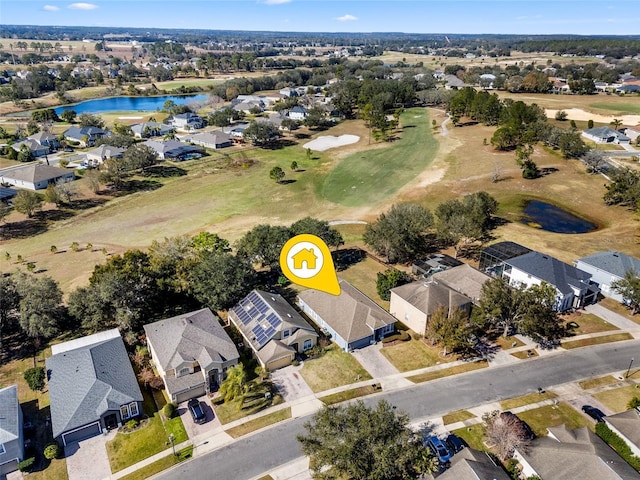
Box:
521, 200, 597, 234
54, 94, 210, 115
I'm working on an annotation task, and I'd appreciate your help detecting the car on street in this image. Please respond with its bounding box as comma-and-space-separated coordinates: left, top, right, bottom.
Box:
424, 435, 452, 464
188, 398, 206, 424
582, 405, 606, 422
445, 433, 466, 454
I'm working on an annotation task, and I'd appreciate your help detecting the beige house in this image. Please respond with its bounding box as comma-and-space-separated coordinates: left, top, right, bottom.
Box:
430, 263, 491, 304
389, 281, 471, 335
228, 290, 318, 371
144, 308, 239, 403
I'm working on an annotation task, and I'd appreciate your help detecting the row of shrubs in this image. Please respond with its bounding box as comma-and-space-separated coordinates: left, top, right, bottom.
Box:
595, 422, 640, 471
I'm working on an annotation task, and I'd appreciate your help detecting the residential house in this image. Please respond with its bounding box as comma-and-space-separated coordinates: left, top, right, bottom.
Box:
279, 87, 298, 97
63, 126, 109, 147
0, 164, 75, 190
11, 138, 50, 158
575, 251, 640, 303
229, 290, 318, 371
0, 386, 24, 477
288, 105, 308, 121
604, 408, 640, 458
223, 123, 250, 142
85, 144, 125, 166
443, 74, 466, 89
131, 121, 174, 138
232, 100, 264, 114
437, 448, 510, 480
478, 241, 532, 275
0, 187, 18, 203
167, 113, 205, 131
183, 131, 232, 150
582, 126, 631, 144
142, 139, 202, 160
389, 280, 472, 335
28, 132, 60, 150
431, 263, 492, 304
298, 280, 395, 351
513, 424, 640, 479
411, 253, 462, 278
46, 329, 143, 446
144, 308, 240, 403
479, 73, 496, 89
624, 127, 640, 142
501, 251, 598, 311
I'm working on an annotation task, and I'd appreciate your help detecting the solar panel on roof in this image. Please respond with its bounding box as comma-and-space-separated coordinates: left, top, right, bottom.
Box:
257, 302, 270, 314
267, 313, 281, 328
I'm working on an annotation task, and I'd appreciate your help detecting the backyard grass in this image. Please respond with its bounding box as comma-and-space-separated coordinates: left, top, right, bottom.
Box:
511, 349, 538, 360
517, 403, 590, 437
579, 375, 620, 390
494, 336, 525, 350
451, 423, 485, 451
320, 108, 438, 207
336, 256, 390, 309
561, 333, 633, 350
106, 389, 188, 473
564, 313, 618, 335
408, 360, 489, 383
593, 384, 640, 413
500, 391, 557, 410
442, 410, 476, 425
379, 339, 454, 373
118, 446, 193, 480
225, 407, 292, 439
300, 344, 372, 392
320, 385, 379, 405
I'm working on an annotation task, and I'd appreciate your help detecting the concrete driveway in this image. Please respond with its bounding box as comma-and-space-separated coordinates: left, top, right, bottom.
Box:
351, 343, 399, 378
179, 397, 222, 441
271, 364, 314, 402
64, 431, 113, 480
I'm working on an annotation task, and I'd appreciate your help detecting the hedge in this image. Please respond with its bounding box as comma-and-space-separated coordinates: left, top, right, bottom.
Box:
595, 422, 640, 471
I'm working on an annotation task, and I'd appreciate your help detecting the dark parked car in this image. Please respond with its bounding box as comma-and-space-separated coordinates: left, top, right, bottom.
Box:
188, 398, 206, 424
424, 435, 452, 464
445, 433, 466, 454
500, 411, 535, 440
582, 405, 606, 422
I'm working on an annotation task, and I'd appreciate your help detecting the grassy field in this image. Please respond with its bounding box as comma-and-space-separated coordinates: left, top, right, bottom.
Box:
379, 339, 455, 372
442, 410, 476, 425
590, 102, 640, 115
335, 256, 390, 309
118, 446, 193, 480
225, 408, 291, 439
407, 360, 489, 383
500, 391, 557, 410
320, 108, 437, 207
579, 375, 620, 390
564, 313, 618, 335
300, 344, 372, 392
593, 384, 640, 413
517, 403, 589, 437
561, 333, 633, 350
451, 424, 485, 451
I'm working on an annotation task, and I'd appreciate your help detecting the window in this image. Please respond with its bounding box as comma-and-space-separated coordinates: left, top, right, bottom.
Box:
0, 443, 5, 455
129, 402, 139, 417
303, 339, 313, 351
283, 329, 290, 338
120, 405, 130, 420
178, 367, 191, 377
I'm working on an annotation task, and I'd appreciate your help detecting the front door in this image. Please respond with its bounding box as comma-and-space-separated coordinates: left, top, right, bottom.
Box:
104, 413, 118, 430
209, 370, 219, 392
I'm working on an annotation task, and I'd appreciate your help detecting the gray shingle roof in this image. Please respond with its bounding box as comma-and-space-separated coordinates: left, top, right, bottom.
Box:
46, 329, 143, 439
0, 385, 20, 444
431, 264, 491, 302
438, 448, 510, 480
144, 308, 239, 372
605, 409, 640, 448
583, 126, 630, 142
390, 281, 471, 317
298, 280, 395, 343
506, 251, 592, 295
3, 164, 74, 184
577, 251, 640, 279
63, 126, 107, 140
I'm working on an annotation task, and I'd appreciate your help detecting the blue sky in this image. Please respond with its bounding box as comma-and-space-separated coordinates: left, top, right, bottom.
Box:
1, 1, 639, 35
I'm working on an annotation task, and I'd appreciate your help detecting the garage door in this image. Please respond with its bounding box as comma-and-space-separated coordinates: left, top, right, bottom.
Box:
0, 459, 18, 477
62, 422, 101, 446
175, 385, 205, 404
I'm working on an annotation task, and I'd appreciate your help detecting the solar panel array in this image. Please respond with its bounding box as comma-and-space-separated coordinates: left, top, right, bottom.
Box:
232, 292, 284, 348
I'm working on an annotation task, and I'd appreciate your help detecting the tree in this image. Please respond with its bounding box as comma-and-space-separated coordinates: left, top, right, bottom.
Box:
269, 166, 285, 184
15, 273, 63, 345
612, 270, 640, 314
425, 306, 474, 356
298, 400, 435, 480
582, 150, 607, 174
84, 168, 102, 193
477, 277, 524, 337
627, 397, 640, 409
0, 275, 19, 350
235, 224, 291, 269
483, 410, 531, 460
0, 202, 12, 225
610, 118, 623, 131
24, 367, 45, 391
123, 143, 159, 171
515, 144, 539, 179
190, 232, 231, 254
17, 145, 34, 163
289, 217, 343, 249
376, 269, 412, 301
188, 251, 257, 310
588, 119, 594, 129
218, 364, 247, 404
518, 283, 566, 345
290, 161, 298, 171
558, 130, 588, 158
304, 106, 326, 129
363, 203, 434, 264
43, 184, 61, 206
77, 113, 105, 129
13, 191, 42, 218
555, 110, 568, 121
243, 121, 279, 146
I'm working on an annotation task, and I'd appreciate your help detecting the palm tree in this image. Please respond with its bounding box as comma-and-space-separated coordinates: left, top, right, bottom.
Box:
610, 118, 623, 131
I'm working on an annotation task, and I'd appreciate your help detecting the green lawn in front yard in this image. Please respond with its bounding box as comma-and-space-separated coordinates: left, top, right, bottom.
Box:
516, 403, 590, 437
106, 388, 187, 473
300, 344, 372, 393
593, 384, 640, 413
451, 423, 485, 451
320, 385, 379, 405
510, 349, 539, 360
494, 336, 525, 350
408, 360, 489, 383
442, 410, 476, 425
579, 375, 620, 390
500, 391, 557, 411
380, 339, 454, 373
118, 446, 193, 480
564, 313, 618, 335
320, 108, 438, 207
212, 380, 284, 425
225, 408, 292, 439
561, 333, 633, 350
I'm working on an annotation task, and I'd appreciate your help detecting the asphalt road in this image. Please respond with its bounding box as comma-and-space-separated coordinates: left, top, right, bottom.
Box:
158, 340, 640, 480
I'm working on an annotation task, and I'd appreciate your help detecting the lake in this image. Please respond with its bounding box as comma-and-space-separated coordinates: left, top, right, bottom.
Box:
54, 94, 210, 115
521, 200, 597, 234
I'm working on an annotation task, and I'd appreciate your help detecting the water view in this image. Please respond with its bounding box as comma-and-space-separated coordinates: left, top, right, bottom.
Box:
521, 200, 597, 234
54, 94, 210, 115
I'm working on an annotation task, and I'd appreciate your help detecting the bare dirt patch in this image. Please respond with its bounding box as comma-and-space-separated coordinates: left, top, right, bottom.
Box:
546, 108, 640, 125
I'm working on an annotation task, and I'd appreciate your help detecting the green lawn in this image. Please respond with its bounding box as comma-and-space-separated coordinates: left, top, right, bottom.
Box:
451, 423, 485, 451
579, 375, 619, 390
565, 313, 618, 335
590, 102, 640, 115
593, 385, 640, 413
495, 336, 525, 350
225, 407, 292, 438
212, 380, 283, 425
561, 333, 633, 349
380, 339, 454, 373
320, 108, 438, 207
408, 360, 489, 383
118, 446, 193, 480
336, 256, 391, 309
320, 385, 379, 405
500, 391, 557, 410
517, 403, 589, 437
106, 389, 188, 473
300, 344, 372, 392
442, 410, 476, 425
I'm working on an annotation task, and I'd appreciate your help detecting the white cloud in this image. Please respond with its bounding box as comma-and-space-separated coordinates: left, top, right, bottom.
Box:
68, 3, 99, 10
262, 0, 291, 5
43, 5, 60, 11
336, 14, 357, 22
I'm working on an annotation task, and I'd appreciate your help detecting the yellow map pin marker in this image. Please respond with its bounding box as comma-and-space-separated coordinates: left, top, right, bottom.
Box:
280, 234, 341, 296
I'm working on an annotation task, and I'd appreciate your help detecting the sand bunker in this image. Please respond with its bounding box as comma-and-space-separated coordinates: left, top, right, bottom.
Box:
118, 116, 144, 120
303, 134, 360, 152
546, 108, 640, 125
